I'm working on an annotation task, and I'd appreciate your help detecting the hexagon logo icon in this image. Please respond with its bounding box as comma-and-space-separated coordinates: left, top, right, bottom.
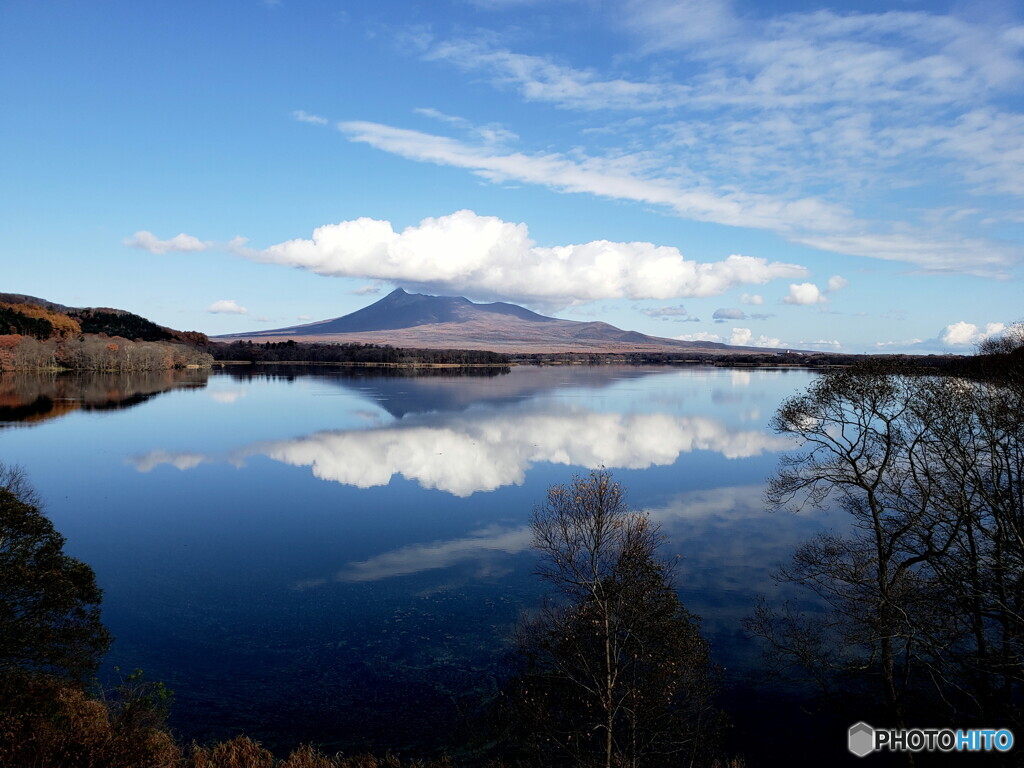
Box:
848, 722, 875, 757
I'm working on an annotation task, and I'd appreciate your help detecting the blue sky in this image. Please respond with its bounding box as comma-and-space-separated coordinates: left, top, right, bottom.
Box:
1, 0, 1021, 353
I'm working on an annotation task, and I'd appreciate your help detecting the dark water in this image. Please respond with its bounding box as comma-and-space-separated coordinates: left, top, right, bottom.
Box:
1, 365, 859, 761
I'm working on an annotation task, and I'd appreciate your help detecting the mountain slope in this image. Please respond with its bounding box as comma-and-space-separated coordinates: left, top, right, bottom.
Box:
218, 289, 773, 355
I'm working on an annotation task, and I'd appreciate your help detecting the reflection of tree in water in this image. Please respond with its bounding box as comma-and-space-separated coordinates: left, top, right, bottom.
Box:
0, 369, 209, 426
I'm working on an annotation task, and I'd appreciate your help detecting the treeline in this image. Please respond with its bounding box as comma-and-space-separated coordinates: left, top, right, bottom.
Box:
0, 335, 212, 372
510, 350, 984, 368
211, 340, 511, 366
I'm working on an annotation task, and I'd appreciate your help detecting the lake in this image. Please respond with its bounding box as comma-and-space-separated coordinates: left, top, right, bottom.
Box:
0, 364, 846, 757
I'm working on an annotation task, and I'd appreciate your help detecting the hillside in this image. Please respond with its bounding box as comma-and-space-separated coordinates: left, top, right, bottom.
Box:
0, 294, 212, 371
218, 288, 773, 355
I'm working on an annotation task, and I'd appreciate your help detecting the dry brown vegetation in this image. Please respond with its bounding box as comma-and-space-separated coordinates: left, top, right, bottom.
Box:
1, 687, 468, 768
0, 334, 212, 371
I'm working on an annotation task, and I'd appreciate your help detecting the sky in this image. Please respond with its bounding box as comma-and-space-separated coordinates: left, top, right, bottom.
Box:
1, 0, 1022, 354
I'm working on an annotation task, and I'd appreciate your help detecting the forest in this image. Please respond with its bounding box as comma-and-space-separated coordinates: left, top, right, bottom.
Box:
0, 299, 212, 372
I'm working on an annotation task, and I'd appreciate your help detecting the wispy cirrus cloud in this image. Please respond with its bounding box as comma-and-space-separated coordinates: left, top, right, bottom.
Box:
642, 305, 700, 322
339, 121, 851, 233
338, 122, 1020, 276
364, 1, 1024, 277
424, 39, 691, 112
292, 109, 328, 125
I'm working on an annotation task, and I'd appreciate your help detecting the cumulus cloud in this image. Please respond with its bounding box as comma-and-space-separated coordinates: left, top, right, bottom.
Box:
292, 109, 327, 125
728, 328, 783, 348
207, 299, 249, 315
940, 321, 1006, 347
782, 282, 828, 306
124, 231, 212, 255
249, 209, 807, 307
740, 293, 763, 305
875, 320, 1007, 352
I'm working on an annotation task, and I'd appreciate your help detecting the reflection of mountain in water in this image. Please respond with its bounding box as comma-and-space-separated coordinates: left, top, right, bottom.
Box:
225, 364, 670, 418
0, 369, 209, 426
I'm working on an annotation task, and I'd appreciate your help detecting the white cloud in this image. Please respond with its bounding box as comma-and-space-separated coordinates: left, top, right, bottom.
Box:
352, 283, 383, 296
940, 320, 1006, 347
798, 339, 843, 351
249, 209, 807, 307
874, 338, 924, 349
124, 231, 211, 255
827, 275, 849, 292
728, 327, 783, 348
296, 314, 312, 321
740, 293, 763, 305
414, 106, 518, 146
207, 299, 249, 315
782, 282, 827, 306
425, 39, 692, 112
675, 331, 722, 343
292, 109, 327, 126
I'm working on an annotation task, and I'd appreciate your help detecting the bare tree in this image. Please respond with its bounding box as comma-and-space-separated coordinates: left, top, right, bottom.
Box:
509, 470, 721, 768
752, 355, 1024, 737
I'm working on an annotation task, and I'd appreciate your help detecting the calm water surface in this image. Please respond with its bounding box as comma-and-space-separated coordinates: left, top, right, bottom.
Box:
1, 365, 844, 755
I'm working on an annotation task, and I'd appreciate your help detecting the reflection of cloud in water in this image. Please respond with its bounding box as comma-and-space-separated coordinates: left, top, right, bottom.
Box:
209, 389, 246, 404
321, 485, 792, 586
260, 408, 788, 496
130, 450, 208, 472
731, 370, 752, 388
334, 525, 533, 583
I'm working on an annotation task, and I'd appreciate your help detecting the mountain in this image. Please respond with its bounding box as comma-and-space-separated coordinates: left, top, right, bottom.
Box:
218, 288, 774, 355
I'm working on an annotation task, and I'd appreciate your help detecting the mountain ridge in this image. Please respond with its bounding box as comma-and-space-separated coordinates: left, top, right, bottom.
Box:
218, 288, 777, 355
